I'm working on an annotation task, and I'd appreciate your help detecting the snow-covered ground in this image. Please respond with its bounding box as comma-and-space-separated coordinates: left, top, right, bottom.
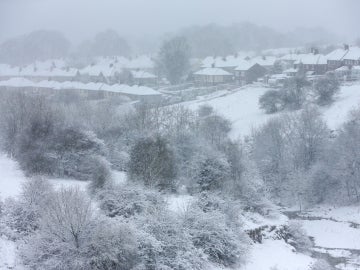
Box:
322, 83, 360, 130
184, 82, 360, 139
184, 84, 272, 139
0, 155, 26, 199
243, 240, 315, 270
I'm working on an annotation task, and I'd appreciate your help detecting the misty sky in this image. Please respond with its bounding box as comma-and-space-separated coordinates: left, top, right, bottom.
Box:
0, 0, 359, 44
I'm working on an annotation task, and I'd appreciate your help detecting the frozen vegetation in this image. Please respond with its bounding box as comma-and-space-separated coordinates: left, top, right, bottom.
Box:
0, 1, 359, 268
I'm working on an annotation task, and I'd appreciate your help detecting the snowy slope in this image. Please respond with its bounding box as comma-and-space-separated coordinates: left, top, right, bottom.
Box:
184, 84, 273, 139
184, 82, 360, 139
322, 82, 360, 130
0, 155, 27, 199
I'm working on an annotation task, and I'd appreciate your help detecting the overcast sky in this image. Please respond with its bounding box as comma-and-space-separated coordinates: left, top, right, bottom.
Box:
0, 0, 359, 44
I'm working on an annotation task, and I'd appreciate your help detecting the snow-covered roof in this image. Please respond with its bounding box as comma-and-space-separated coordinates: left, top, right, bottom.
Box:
0, 63, 77, 77
326, 48, 348, 61
0, 77, 161, 96
283, 68, 298, 73
343, 47, 360, 60
335, 66, 350, 72
131, 70, 157, 79
294, 54, 327, 65
251, 56, 277, 67
352, 66, 360, 70
234, 60, 256, 71
280, 53, 307, 62
194, 67, 232, 76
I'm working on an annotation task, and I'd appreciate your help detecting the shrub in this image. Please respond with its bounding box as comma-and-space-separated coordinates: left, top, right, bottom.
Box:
286, 221, 313, 253
314, 73, 340, 105
183, 204, 249, 267
98, 185, 166, 218
259, 90, 284, 114
20, 187, 139, 270
128, 136, 176, 190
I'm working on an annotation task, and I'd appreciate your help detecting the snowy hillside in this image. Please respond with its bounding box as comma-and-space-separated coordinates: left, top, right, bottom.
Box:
184, 82, 360, 139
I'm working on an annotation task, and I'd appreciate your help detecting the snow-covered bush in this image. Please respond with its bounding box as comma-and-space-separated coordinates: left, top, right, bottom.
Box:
1, 177, 53, 239
136, 209, 206, 270
98, 184, 166, 218
286, 221, 313, 253
310, 259, 334, 270
128, 136, 177, 190
196, 154, 230, 192
259, 89, 284, 114
313, 72, 340, 105
88, 156, 112, 194
183, 204, 249, 268
20, 187, 139, 270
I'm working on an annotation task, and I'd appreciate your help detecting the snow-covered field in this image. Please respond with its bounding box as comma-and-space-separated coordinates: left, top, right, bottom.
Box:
243, 240, 315, 270
184, 82, 360, 139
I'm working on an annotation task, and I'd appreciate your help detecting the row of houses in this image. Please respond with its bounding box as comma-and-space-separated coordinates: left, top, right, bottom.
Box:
193, 45, 360, 86
0, 55, 158, 86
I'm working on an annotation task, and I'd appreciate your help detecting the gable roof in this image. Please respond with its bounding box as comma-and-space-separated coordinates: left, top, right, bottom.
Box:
294, 54, 327, 65
343, 47, 360, 61
326, 48, 348, 61
234, 60, 256, 71
194, 67, 232, 76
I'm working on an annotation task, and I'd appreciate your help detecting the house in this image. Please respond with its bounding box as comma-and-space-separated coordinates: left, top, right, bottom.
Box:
294, 53, 327, 75
235, 60, 267, 85
131, 70, 157, 86
342, 47, 360, 67
283, 68, 298, 77
333, 65, 360, 81
326, 46, 349, 70
194, 67, 233, 85
251, 56, 277, 70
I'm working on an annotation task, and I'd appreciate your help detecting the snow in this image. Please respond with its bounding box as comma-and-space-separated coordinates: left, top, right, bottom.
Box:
131, 70, 157, 79
300, 205, 360, 225
294, 54, 327, 65
0, 155, 26, 199
0, 77, 162, 96
49, 178, 89, 191
343, 46, 360, 61
194, 67, 232, 76
300, 219, 360, 250
166, 194, 194, 213
242, 240, 315, 270
326, 48, 348, 61
0, 237, 22, 270
184, 85, 273, 139
112, 170, 127, 185
322, 82, 360, 130
235, 60, 256, 71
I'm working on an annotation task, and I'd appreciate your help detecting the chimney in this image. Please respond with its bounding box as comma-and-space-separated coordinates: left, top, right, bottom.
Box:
344, 44, 349, 50
211, 63, 215, 68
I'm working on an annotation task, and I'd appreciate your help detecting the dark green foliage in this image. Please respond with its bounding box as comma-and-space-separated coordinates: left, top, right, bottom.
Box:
128, 136, 176, 190
314, 73, 340, 105
259, 90, 284, 114
197, 157, 230, 191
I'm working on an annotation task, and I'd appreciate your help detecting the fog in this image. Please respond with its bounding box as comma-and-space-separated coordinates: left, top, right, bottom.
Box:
0, 0, 359, 43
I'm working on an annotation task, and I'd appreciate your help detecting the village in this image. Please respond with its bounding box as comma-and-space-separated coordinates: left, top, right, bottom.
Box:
0, 44, 360, 103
